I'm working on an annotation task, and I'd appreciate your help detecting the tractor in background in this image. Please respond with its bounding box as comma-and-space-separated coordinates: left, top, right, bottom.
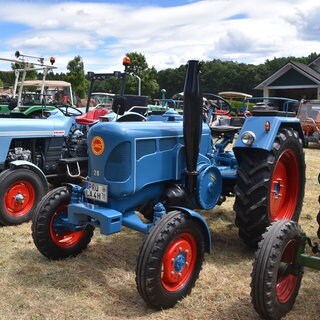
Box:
296, 99, 320, 147
32, 60, 306, 309
0, 53, 146, 226
251, 173, 320, 320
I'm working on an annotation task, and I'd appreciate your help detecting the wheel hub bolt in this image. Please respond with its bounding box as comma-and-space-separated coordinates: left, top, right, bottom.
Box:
14, 193, 25, 204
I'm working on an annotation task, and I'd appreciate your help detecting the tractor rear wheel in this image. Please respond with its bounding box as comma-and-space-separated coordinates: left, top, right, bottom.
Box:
251, 220, 303, 320
0, 168, 47, 225
234, 128, 305, 247
136, 210, 205, 309
32, 186, 94, 260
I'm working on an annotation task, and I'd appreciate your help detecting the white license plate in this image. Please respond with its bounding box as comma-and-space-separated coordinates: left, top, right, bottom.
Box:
86, 182, 108, 202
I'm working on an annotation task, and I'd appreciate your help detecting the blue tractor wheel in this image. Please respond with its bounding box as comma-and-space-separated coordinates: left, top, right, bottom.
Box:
135, 210, 205, 309
31, 186, 94, 260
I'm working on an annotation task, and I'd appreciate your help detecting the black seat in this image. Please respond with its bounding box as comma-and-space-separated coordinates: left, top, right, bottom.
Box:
210, 116, 244, 135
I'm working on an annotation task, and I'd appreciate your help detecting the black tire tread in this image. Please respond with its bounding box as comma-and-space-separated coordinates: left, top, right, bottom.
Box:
0, 168, 47, 225
32, 186, 94, 260
234, 128, 305, 247
136, 210, 205, 309
251, 220, 303, 320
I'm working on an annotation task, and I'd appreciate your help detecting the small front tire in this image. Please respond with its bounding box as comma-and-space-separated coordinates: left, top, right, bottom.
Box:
32, 186, 94, 260
136, 210, 205, 309
251, 220, 303, 320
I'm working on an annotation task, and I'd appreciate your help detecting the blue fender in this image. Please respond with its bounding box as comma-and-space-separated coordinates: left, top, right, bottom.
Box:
234, 116, 304, 151
9, 160, 49, 191
170, 206, 211, 253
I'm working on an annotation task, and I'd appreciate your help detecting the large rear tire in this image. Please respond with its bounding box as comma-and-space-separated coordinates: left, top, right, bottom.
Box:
234, 128, 305, 247
0, 168, 47, 225
32, 186, 94, 260
251, 220, 303, 320
136, 210, 205, 309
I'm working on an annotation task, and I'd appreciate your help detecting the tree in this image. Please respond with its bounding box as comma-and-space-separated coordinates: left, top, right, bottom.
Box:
125, 52, 159, 98
65, 56, 89, 99
0, 61, 38, 88
157, 65, 186, 99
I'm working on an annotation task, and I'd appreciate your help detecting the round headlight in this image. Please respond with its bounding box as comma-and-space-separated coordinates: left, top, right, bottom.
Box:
241, 131, 256, 146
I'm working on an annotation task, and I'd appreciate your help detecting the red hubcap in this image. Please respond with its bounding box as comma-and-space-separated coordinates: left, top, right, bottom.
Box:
4, 180, 35, 217
276, 240, 298, 303
161, 233, 197, 292
270, 149, 299, 220
50, 204, 85, 248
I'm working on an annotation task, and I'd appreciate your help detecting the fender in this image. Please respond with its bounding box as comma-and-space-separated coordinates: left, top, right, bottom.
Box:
170, 205, 211, 253
9, 160, 49, 192
234, 116, 304, 151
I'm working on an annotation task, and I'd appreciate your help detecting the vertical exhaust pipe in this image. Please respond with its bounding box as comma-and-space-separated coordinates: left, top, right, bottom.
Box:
183, 60, 203, 195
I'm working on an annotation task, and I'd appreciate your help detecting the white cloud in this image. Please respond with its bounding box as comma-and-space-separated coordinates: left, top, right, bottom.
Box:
0, 0, 319, 73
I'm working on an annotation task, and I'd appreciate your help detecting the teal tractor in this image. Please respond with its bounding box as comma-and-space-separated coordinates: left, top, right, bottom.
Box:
32, 60, 306, 309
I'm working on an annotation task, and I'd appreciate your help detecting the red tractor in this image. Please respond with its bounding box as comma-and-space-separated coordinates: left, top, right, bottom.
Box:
296, 99, 320, 147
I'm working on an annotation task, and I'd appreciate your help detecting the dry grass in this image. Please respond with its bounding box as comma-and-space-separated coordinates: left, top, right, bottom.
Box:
0, 145, 320, 320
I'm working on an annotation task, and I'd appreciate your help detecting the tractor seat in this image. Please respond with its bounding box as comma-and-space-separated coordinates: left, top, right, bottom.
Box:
211, 125, 241, 135
76, 107, 109, 125
210, 116, 244, 135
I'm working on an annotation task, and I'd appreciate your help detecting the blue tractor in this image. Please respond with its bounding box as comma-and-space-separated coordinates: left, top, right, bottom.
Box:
0, 54, 147, 226
32, 60, 306, 309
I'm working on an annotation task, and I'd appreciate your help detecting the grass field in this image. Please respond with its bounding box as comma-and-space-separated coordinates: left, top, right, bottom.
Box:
0, 145, 319, 320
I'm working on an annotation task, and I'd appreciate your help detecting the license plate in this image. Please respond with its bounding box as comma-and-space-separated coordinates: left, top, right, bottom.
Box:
86, 182, 108, 202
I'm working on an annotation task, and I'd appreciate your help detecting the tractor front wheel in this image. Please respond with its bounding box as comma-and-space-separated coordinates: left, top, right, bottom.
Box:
251, 220, 303, 320
136, 210, 205, 309
234, 128, 305, 247
0, 168, 47, 225
32, 186, 94, 260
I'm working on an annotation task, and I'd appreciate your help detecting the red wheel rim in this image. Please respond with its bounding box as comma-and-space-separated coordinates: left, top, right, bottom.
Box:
276, 239, 299, 303
161, 232, 197, 292
4, 180, 35, 217
50, 204, 85, 248
269, 149, 299, 220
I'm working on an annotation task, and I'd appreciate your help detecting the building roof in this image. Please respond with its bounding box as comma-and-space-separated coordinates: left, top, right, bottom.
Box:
255, 60, 320, 89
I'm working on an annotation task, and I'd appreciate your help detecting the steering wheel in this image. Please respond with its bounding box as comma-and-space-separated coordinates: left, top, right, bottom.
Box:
202, 93, 232, 125
203, 93, 232, 115
55, 104, 83, 116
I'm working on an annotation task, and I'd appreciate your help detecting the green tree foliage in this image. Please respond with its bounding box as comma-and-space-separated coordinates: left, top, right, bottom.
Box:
0, 71, 14, 87
91, 52, 160, 99
65, 56, 90, 99
157, 52, 320, 98
0, 62, 38, 87
157, 65, 186, 99
125, 52, 159, 98
93, 76, 122, 95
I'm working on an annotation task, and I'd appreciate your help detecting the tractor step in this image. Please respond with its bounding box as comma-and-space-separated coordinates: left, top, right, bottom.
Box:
59, 157, 88, 178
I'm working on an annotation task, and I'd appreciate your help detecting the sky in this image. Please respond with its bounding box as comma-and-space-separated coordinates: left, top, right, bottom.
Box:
0, 0, 319, 74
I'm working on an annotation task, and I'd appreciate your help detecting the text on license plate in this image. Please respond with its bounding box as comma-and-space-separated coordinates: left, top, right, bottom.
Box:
86, 182, 108, 202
